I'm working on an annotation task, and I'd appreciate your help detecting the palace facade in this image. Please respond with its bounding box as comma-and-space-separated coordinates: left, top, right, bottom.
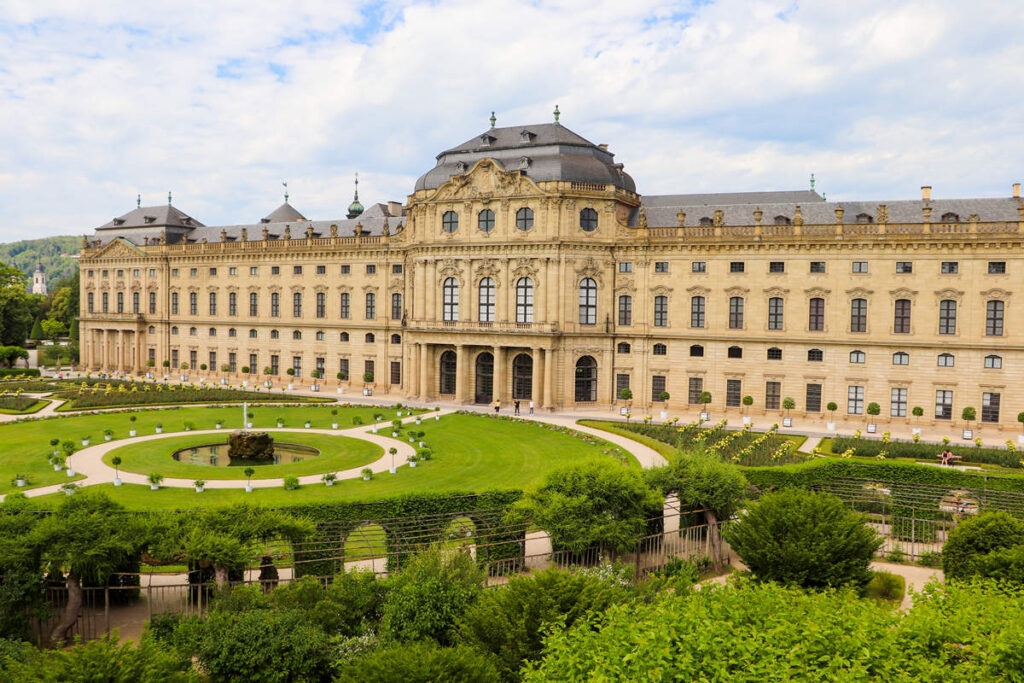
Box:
79, 120, 1024, 429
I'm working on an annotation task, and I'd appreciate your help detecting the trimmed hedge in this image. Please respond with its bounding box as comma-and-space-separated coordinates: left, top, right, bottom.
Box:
0, 368, 40, 377
830, 436, 1021, 469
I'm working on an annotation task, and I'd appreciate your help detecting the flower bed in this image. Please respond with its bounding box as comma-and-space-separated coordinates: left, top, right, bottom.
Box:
53, 382, 330, 410
617, 419, 808, 466
829, 436, 1022, 469
0, 395, 42, 412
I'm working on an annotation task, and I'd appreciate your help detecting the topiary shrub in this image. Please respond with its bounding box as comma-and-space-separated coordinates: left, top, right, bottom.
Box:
942, 511, 1024, 581
723, 488, 882, 588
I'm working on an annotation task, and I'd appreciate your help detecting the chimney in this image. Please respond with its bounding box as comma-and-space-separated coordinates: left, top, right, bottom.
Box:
387, 201, 404, 216
921, 186, 931, 201
1014, 183, 1021, 199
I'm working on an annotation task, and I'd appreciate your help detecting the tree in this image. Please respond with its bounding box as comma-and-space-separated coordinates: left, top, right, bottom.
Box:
506, 460, 662, 555
28, 493, 149, 645
1019, 411, 1024, 434
3, 634, 194, 681
962, 406, 977, 429
723, 488, 882, 589
742, 395, 754, 413
0, 494, 47, 640
912, 406, 924, 421
782, 397, 796, 416
618, 387, 632, 402
866, 402, 881, 426
0, 345, 28, 367
68, 317, 79, 341
0, 264, 34, 345
40, 318, 67, 340
942, 511, 1024, 580
659, 391, 670, 402
29, 318, 44, 341
827, 401, 838, 419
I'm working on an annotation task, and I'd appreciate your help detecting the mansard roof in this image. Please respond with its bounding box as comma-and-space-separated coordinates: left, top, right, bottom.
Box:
96, 205, 204, 231
261, 202, 306, 223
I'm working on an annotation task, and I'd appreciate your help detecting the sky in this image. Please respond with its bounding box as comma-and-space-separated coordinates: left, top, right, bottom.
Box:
0, 0, 1021, 240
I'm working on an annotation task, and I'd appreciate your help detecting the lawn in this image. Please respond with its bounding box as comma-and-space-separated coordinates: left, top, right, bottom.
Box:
26, 413, 629, 510
0, 404, 415, 495
103, 432, 382, 480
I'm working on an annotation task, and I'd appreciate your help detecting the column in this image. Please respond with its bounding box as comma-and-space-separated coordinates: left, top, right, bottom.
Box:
117, 330, 126, 372
455, 345, 468, 403
427, 261, 437, 321
493, 345, 504, 403
416, 260, 426, 321
419, 343, 429, 400
135, 331, 144, 373
82, 327, 92, 369
407, 343, 417, 397
531, 347, 543, 404
543, 348, 554, 408
100, 330, 108, 369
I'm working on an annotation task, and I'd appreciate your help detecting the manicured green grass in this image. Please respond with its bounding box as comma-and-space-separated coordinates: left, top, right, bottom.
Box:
103, 432, 382, 480
344, 523, 387, 560
0, 404, 413, 495
27, 413, 627, 510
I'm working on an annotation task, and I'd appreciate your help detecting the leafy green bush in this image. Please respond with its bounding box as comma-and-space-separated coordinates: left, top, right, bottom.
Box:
942, 511, 1024, 580
457, 567, 630, 680
864, 571, 905, 603
3, 634, 195, 682
723, 488, 882, 588
379, 547, 484, 646
270, 572, 388, 638
831, 436, 1021, 468
334, 641, 499, 683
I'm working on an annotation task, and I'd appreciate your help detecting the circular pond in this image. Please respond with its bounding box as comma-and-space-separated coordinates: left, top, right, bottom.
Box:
171, 442, 321, 468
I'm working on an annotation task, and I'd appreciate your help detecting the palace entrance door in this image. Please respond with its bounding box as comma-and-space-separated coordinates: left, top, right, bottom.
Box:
474, 352, 493, 403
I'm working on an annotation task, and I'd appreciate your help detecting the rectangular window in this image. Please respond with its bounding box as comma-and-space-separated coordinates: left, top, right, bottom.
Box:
292, 355, 302, 375
726, 379, 742, 407
390, 361, 401, 385
132, 291, 139, 314
688, 377, 703, 405
392, 293, 402, 320
850, 298, 867, 333
364, 359, 374, 377
769, 261, 785, 273
249, 354, 257, 373
939, 300, 957, 335
651, 375, 667, 402
189, 350, 197, 368
848, 385, 864, 415
208, 292, 217, 316
893, 299, 911, 334
618, 262, 632, 273
132, 268, 140, 277
228, 352, 237, 373
293, 292, 302, 317
87, 292, 94, 312
729, 261, 745, 273
890, 388, 907, 417
690, 296, 705, 328
653, 296, 668, 327
616, 373, 630, 394
340, 293, 350, 319
765, 381, 781, 410
102, 292, 109, 312
986, 300, 1004, 336
229, 267, 238, 276
269, 354, 279, 375
339, 358, 349, 377
810, 261, 825, 273
249, 293, 258, 317
654, 262, 669, 273
478, 280, 494, 322
209, 351, 217, 370
691, 261, 706, 273
982, 392, 1001, 423
366, 265, 376, 275
896, 261, 913, 274
935, 390, 953, 420
189, 292, 197, 316
392, 264, 403, 274
365, 292, 376, 319
806, 383, 822, 413
250, 267, 258, 276
768, 297, 784, 330
941, 261, 958, 274
808, 298, 825, 331
316, 292, 326, 318
117, 292, 124, 313
170, 292, 178, 315
271, 292, 280, 317
148, 348, 155, 364
209, 268, 217, 276
293, 266, 303, 275
271, 266, 280, 275
728, 297, 743, 329
988, 261, 1007, 274
316, 265, 326, 275
341, 265, 350, 275
618, 295, 632, 326
171, 349, 178, 368
852, 261, 868, 274
149, 291, 157, 314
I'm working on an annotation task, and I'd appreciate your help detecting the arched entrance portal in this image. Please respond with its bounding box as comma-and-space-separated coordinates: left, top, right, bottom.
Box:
575, 355, 597, 402
439, 350, 456, 395
475, 352, 494, 404
512, 353, 533, 400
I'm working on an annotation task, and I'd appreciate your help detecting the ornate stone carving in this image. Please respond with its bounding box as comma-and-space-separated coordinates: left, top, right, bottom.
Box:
981, 288, 1012, 301
889, 287, 918, 299
934, 288, 964, 301
574, 257, 603, 283
804, 287, 831, 298
845, 287, 874, 297
876, 204, 889, 224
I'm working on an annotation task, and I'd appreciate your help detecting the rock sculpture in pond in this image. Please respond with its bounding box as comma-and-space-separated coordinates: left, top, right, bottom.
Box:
227, 431, 274, 460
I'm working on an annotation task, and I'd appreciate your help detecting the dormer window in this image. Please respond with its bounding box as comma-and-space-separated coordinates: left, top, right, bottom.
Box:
698, 217, 713, 226
519, 156, 531, 170
144, 215, 156, 224
112, 218, 125, 226
455, 161, 468, 173
479, 134, 494, 146
519, 129, 535, 143
774, 215, 791, 225
942, 212, 959, 222
182, 217, 192, 225
856, 213, 873, 224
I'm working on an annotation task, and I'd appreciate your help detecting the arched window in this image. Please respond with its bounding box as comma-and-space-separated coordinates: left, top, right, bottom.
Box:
170, 326, 178, 335
767, 347, 782, 360
937, 352, 954, 367
939, 300, 957, 334
808, 348, 823, 362
808, 297, 825, 331
147, 325, 155, 334
774, 215, 791, 225
478, 277, 495, 322
439, 350, 457, 394
442, 210, 459, 233
248, 329, 256, 338
340, 332, 349, 342
574, 356, 597, 402
391, 334, 401, 344
189, 326, 197, 336
270, 329, 279, 339
691, 296, 705, 328
727, 346, 743, 359
654, 295, 668, 327
849, 350, 865, 364
617, 342, 631, 354
516, 207, 534, 230
856, 213, 873, 224
365, 333, 375, 343
986, 300, 1004, 336
728, 297, 744, 329
208, 327, 216, 336
292, 330, 302, 340
698, 216, 713, 226
942, 212, 960, 222
893, 299, 911, 333
893, 351, 909, 365
985, 354, 1003, 369
512, 353, 533, 399
579, 208, 598, 231
768, 297, 784, 330
578, 278, 597, 325
443, 277, 459, 321
516, 278, 534, 323
653, 343, 667, 356
850, 298, 867, 332
477, 209, 494, 232
689, 344, 704, 357
228, 328, 236, 338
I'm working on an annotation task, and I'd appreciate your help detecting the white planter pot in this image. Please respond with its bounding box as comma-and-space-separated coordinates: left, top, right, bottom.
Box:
362, 475, 371, 481
332, 423, 339, 429
866, 423, 877, 433
64, 489, 74, 496
129, 429, 137, 437
392, 431, 399, 437
962, 429, 974, 440
15, 479, 25, 487
743, 416, 752, 426
53, 464, 62, 471
408, 437, 414, 443
113, 477, 122, 486
310, 385, 319, 392
185, 427, 191, 432
434, 415, 440, 421
389, 466, 397, 474
287, 383, 294, 390
277, 423, 284, 428
912, 427, 922, 435
195, 486, 204, 493
324, 480, 334, 487
371, 427, 378, 433
782, 418, 793, 428
245, 484, 254, 493
104, 435, 112, 441
150, 484, 160, 491
156, 427, 163, 433
242, 381, 249, 387
246, 422, 253, 428
827, 422, 836, 431
415, 419, 421, 425
220, 378, 227, 385
81, 439, 90, 446
337, 388, 345, 394
305, 423, 311, 429
397, 411, 402, 417
409, 461, 417, 468
66, 468, 75, 477
419, 441, 426, 448
660, 410, 668, 420
700, 412, 710, 421
1018, 434, 1024, 445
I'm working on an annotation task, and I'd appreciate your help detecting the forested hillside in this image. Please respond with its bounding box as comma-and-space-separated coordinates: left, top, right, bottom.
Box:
0, 235, 80, 289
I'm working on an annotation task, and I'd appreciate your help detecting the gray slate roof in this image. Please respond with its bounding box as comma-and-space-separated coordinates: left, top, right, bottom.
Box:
415, 122, 637, 193
96, 205, 204, 230
261, 202, 306, 223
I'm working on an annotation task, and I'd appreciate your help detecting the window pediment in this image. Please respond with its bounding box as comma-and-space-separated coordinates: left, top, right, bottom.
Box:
934, 288, 964, 301
651, 285, 673, 297
686, 285, 710, 296
981, 288, 1012, 301
763, 287, 789, 297
845, 287, 873, 297
804, 287, 831, 298
889, 287, 918, 298
724, 286, 749, 296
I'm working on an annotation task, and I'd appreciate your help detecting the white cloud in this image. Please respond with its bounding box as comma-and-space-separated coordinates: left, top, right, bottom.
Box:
0, 0, 1020, 240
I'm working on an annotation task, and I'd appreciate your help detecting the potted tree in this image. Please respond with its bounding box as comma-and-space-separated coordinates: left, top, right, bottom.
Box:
283, 476, 300, 491
244, 467, 255, 493
263, 367, 273, 389
50, 438, 60, 456
361, 467, 373, 481
866, 402, 881, 433
310, 370, 321, 392
81, 435, 91, 447
391, 418, 402, 438
408, 453, 418, 468
276, 416, 285, 428
13, 474, 26, 488
388, 446, 398, 474
962, 406, 977, 440
247, 411, 254, 428
179, 362, 189, 382
781, 397, 796, 428
111, 455, 123, 486
331, 409, 339, 429
155, 422, 163, 434
618, 387, 633, 419
322, 472, 337, 487
741, 395, 754, 426
336, 371, 347, 394
61, 482, 77, 496
241, 366, 250, 386
826, 402, 838, 431
103, 429, 113, 442
128, 415, 137, 437
362, 371, 374, 396
50, 454, 64, 472
911, 406, 924, 435
699, 391, 712, 423
658, 391, 671, 420
148, 472, 164, 491
194, 479, 206, 493
184, 421, 194, 432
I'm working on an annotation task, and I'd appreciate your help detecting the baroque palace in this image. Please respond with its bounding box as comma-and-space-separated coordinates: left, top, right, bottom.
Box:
79, 117, 1024, 429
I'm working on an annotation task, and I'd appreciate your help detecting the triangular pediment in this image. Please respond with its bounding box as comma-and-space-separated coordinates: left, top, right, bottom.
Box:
429, 158, 548, 201
92, 238, 146, 259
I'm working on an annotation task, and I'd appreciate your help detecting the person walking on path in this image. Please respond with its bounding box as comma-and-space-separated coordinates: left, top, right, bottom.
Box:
494, 400, 501, 414
514, 400, 521, 415
529, 400, 535, 415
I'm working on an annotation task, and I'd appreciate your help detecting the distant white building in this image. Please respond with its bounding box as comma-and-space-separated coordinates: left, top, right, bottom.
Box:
31, 264, 46, 295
